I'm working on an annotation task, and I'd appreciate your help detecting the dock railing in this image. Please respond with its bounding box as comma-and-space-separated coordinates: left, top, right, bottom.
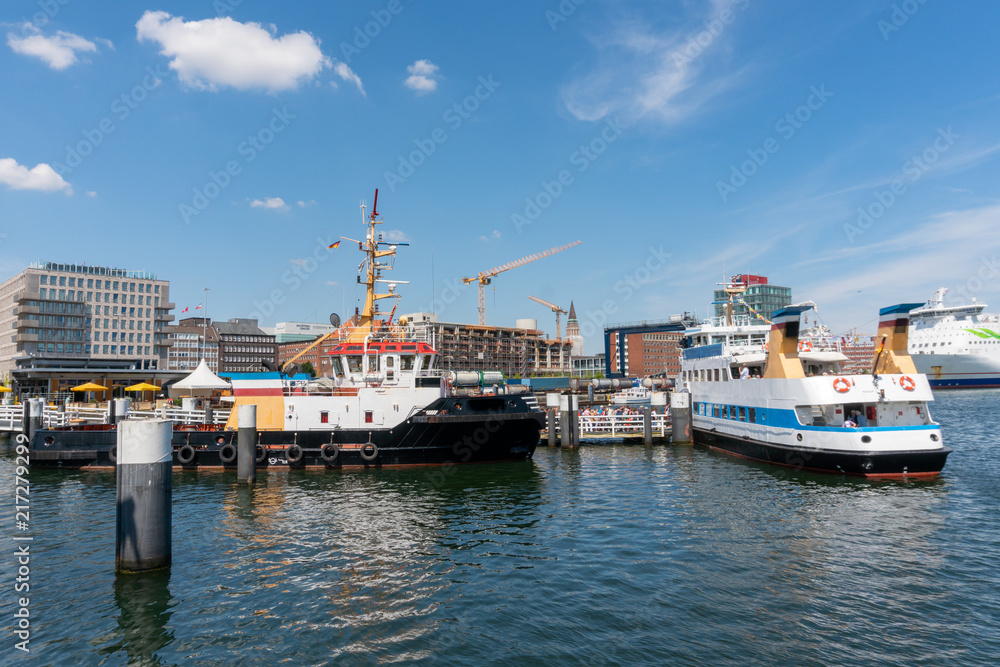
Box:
0, 404, 232, 431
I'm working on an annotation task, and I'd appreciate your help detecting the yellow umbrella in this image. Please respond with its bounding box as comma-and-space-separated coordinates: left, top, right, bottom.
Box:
71, 382, 109, 391
0, 386, 11, 393
125, 382, 161, 391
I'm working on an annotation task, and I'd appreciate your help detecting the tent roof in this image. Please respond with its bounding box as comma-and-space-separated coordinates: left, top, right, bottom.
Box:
171, 359, 230, 390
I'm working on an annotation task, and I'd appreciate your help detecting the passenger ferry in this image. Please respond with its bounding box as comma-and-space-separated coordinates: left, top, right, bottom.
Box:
29, 191, 544, 469
909, 287, 1000, 388
678, 282, 950, 477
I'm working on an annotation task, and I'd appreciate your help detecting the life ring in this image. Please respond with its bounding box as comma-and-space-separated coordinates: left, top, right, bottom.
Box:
320, 443, 340, 463
178, 444, 196, 465
799, 340, 813, 352
900, 375, 916, 391
219, 443, 237, 463
360, 442, 379, 462
764, 342, 769, 351
255, 444, 267, 463
285, 444, 303, 464
832, 377, 851, 393
108, 444, 117, 463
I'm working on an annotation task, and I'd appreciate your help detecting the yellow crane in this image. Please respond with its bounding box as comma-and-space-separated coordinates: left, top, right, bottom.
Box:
463, 241, 582, 325
528, 295, 567, 340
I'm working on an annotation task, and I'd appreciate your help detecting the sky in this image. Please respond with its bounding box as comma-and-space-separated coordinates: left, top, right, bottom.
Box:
2, 0, 1000, 354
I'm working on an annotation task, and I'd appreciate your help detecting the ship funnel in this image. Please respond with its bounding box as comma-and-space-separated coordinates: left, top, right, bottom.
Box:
871, 303, 923, 375
762, 305, 813, 380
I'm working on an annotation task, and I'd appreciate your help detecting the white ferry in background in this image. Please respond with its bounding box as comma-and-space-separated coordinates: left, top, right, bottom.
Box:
678, 282, 950, 478
909, 287, 1000, 388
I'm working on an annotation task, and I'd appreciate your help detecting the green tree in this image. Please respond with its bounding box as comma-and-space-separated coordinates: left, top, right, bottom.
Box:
300, 361, 317, 377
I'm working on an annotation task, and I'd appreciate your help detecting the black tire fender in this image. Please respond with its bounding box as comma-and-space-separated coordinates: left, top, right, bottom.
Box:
219, 443, 237, 463
320, 443, 340, 463
178, 444, 196, 465
360, 442, 378, 462
285, 444, 303, 464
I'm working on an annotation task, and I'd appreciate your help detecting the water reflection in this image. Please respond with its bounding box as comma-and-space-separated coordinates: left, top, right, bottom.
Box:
101, 570, 175, 665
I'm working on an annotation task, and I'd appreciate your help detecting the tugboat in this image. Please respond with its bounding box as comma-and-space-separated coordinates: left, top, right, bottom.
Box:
29, 191, 544, 469
678, 280, 951, 477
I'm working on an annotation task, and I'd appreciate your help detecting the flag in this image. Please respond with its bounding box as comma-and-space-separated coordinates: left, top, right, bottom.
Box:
195, 305, 202, 310
181, 307, 189, 313
328, 240, 341, 249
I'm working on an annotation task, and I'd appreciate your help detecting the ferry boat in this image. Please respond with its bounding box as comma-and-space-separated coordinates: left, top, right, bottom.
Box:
678, 282, 950, 477
29, 191, 544, 469
909, 287, 1000, 388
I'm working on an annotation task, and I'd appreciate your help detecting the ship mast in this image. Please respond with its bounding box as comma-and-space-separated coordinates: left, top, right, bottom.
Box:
720, 275, 749, 326
351, 189, 405, 341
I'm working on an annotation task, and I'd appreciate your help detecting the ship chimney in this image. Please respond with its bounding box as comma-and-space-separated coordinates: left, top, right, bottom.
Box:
762, 305, 813, 379
871, 303, 923, 375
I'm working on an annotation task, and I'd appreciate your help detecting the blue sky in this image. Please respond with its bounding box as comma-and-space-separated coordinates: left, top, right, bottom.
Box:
3, 0, 1000, 353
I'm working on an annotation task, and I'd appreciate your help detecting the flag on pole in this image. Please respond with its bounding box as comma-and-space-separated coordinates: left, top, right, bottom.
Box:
328, 240, 341, 249
195, 304, 202, 310
181, 307, 189, 313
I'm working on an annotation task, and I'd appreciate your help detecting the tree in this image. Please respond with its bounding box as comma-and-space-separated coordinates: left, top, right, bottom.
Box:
300, 361, 317, 377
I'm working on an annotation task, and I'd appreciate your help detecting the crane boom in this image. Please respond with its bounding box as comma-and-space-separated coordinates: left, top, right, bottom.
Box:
528, 295, 568, 339
463, 241, 581, 325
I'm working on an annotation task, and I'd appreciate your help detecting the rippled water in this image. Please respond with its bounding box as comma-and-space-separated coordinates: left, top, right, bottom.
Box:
2, 390, 999, 665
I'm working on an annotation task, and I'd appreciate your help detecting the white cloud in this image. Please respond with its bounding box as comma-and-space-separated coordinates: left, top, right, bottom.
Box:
326, 280, 340, 286
297, 199, 317, 207
135, 11, 330, 92
479, 229, 502, 242
86, 190, 97, 197
0, 158, 72, 194
560, 2, 749, 123
332, 60, 364, 95
6, 24, 105, 70
404, 59, 440, 93
250, 197, 288, 210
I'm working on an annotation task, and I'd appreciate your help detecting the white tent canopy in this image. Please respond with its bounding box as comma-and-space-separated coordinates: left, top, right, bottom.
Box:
169, 359, 231, 397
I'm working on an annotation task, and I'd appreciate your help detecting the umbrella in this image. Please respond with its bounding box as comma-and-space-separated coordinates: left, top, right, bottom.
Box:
125, 382, 162, 404
71, 382, 109, 391
125, 382, 161, 391
0, 386, 11, 393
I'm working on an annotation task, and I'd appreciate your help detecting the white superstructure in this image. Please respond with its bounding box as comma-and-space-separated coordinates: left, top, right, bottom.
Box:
909, 288, 1000, 388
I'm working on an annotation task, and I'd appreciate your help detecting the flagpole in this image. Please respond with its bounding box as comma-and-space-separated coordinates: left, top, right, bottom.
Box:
202, 288, 210, 365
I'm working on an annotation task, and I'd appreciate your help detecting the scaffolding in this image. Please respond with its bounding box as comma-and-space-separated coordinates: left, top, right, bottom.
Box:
406, 320, 571, 377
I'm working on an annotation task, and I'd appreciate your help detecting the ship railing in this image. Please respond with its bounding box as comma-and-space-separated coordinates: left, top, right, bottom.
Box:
0, 404, 232, 430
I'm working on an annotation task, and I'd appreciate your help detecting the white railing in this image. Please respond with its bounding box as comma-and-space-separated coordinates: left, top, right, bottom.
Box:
546, 412, 670, 438
0, 404, 232, 430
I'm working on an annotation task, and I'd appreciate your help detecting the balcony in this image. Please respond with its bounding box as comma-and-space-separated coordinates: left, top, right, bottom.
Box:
162, 302, 176, 310
155, 311, 175, 322
16, 290, 41, 302
15, 333, 39, 342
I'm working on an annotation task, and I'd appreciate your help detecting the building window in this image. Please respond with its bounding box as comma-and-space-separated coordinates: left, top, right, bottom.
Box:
320, 411, 329, 424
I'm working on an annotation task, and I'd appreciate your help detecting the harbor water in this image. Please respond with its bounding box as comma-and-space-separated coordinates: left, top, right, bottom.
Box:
3, 390, 999, 665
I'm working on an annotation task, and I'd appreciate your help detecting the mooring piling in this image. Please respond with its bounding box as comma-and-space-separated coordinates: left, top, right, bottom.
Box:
237, 405, 257, 486
116, 419, 172, 573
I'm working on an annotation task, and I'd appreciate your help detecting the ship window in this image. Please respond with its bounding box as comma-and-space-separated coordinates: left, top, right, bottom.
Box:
330, 358, 344, 377
730, 407, 737, 421
320, 411, 329, 424
749, 408, 756, 423
385, 356, 394, 368
714, 405, 720, 418
345, 356, 363, 373
714, 369, 720, 381
739, 407, 746, 421
365, 411, 373, 424
400, 355, 415, 370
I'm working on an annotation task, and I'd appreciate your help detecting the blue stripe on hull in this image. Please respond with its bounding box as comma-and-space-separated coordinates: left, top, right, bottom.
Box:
928, 377, 1000, 389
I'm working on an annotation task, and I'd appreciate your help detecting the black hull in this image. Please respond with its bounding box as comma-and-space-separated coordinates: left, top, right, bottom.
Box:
29, 397, 544, 470
694, 428, 951, 478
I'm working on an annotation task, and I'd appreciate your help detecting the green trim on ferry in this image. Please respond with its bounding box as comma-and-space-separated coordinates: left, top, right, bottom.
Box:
962, 328, 1000, 339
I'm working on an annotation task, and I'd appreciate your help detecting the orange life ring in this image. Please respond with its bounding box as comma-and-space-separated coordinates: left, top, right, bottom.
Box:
832, 377, 851, 393
899, 375, 916, 391
799, 340, 813, 352
764, 342, 769, 351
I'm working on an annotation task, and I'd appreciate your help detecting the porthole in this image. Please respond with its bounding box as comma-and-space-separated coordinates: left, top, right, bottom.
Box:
930, 434, 939, 442
861, 435, 871, 444
796, 433, 803, 442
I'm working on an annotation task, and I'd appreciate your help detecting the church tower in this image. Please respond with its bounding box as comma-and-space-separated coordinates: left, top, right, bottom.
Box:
565, 301, 584, 357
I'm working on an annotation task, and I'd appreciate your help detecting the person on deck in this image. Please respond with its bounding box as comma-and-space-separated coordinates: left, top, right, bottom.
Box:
739, 365, 749, 380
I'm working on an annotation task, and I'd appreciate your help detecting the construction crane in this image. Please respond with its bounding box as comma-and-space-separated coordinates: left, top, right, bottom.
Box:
528, 295, 567, 340
463, 241, 582, 325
